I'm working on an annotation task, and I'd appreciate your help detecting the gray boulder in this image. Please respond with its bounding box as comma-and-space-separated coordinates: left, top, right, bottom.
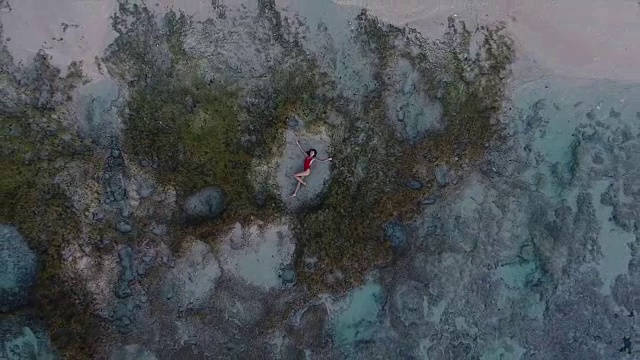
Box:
183, 187, 226, 220
0, 225, 38, 313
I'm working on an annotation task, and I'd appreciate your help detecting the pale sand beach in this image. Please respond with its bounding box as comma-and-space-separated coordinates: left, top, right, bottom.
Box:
328, 0, 640, 82
5, 0, 637, 82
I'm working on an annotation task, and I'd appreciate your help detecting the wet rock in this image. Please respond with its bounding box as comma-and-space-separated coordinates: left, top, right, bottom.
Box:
162, 240, 221, 310
116, 219, 133, 234
384, 57, 444, 142
390, 281, 428, 329
384, 221, 408, 252
612, 204, 637, 232
279, 266, 296, 284
296, 304, 328, 348
214, 289, 265, 327
120, 204, 133, 218
112, 299, 136, 335
407, 179, 424, 190
184, 95, 196, 114
116, 246, 135, 299
421, 196, 437, 205
435, 164, 451, 187
137, 177, 156, 199
0, 80, 22, 116
92, 210, 105, 222
110, 344, 158, 360
150, 224, 167, 236
255, 191, 267, 208
333, 281, 383, 347
281, 343, 305, 360
184, 187, 226, 220
136, 250, 156, 276
218, 222, 296, 290
105, 175, 127, 203
0, 315, 58, 359
0, 225, 38, 313
287, 115, 304, 130
76, 78, 122, 147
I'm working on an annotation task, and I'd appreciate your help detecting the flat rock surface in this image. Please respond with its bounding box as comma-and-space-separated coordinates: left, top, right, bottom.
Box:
277, 129, 332, 210
218, 221, 296, 290
162, 240, 221, 310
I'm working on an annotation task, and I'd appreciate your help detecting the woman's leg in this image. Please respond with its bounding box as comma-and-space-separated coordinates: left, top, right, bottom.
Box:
294, 170, 310, 185
291, 181, 302, 197
291, 170, 310, 197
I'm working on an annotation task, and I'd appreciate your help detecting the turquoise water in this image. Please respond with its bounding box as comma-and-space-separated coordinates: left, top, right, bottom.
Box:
332, 280, 384, 347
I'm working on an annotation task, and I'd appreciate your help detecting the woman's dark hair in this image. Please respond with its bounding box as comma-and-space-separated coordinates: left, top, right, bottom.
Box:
307, 149, 317, 157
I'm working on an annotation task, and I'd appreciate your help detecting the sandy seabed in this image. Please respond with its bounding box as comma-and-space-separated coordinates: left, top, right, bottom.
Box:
3, 0, 639, 82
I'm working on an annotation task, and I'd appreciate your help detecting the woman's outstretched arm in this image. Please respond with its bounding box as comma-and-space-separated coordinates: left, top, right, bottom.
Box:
296, 139, 307, 155
318, 157, 333, 163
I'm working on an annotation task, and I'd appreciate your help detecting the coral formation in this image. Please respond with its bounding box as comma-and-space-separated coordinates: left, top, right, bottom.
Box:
3, 1, 638, 359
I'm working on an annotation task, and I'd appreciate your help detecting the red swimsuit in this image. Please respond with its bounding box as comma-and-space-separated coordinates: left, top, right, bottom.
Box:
303, 156, 313, 171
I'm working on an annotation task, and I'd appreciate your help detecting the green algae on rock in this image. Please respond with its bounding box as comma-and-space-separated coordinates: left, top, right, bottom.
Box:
0, 50, 104, 357
293, 12, 514, 294
108, 5, 332, 244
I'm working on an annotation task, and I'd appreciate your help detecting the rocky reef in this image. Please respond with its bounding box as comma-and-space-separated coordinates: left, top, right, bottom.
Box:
1, 0, 639, 359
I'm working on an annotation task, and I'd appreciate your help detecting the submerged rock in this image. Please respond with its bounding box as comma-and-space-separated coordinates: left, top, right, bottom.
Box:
421, 196, 437, 205
183, 187, 226, 220
116, 219, 133, 234
213, 288, 265, 327
434, 164, 451, 187
332, 280, 384, 347
390, 280, 430, 330
407, 179, 424, 190
384, 57, 444, 142
295, 304, 329, 348
218, 221, 296, 290
0, 225, 38, 313
0, 315, 59, 360
384, 221, 408, 252
150, 223, 167, 236
116, 246, 135, 299
279, 266, 296, 284
110, 344, 158, 360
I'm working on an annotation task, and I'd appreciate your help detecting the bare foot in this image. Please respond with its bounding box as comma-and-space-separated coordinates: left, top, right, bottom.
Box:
290, 193, 297, 197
